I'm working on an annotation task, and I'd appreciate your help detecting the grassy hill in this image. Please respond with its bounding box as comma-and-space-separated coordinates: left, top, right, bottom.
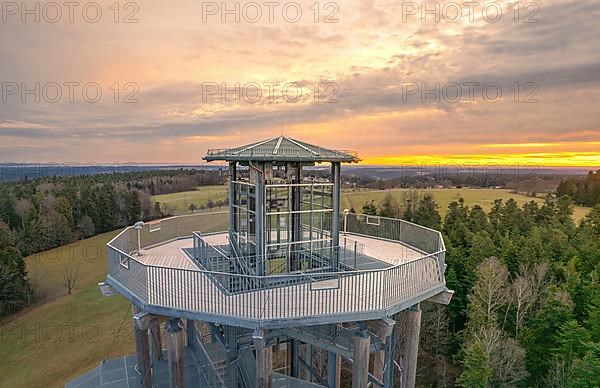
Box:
0, 213, 228, 388
0, 231, 133, 388
153, 185, 228, 214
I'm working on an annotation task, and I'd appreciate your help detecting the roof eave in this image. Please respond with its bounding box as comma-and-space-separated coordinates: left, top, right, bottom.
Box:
204, 155, 359, 163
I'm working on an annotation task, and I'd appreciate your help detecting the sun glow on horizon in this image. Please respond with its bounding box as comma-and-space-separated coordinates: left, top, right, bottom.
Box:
361, 152, 600, 168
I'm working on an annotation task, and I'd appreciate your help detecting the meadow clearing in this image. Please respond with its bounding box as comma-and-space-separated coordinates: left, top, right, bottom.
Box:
0, 213, 228, 388
153, 186, 590, 220
342, 187, 590, 220
153, 185, 228, 214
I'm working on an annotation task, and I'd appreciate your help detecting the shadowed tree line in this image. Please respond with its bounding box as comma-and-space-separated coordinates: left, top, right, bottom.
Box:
0, 169, 225, 316
361, 192, 600, 386
557, 170, 600, 207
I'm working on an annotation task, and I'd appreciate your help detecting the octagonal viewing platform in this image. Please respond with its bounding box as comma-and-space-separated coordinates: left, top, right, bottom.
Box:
106, 211, 448, 329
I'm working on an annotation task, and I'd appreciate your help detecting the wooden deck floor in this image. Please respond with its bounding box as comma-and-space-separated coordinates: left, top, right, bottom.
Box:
123, 233, 443, 324
138, 232, 424, 270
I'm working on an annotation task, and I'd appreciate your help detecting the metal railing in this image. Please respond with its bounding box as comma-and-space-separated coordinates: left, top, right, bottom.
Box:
343, 212, 444, 254
107, 212, 446, 326
192, 232, 368, 293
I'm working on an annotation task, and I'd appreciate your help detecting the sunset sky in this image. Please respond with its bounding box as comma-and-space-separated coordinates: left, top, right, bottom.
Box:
0, 0, 598, 167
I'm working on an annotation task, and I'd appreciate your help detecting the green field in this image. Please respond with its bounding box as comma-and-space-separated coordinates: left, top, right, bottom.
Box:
155, 186, 591, 221
153, 185, 228, 214
341, 188, 590, 220
0, 213, 228, 388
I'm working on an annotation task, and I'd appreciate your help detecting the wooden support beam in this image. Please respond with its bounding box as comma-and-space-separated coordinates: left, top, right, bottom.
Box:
327, 351, 341, 388
426, 289, 454, 305
335, 355, 341, 388
166, 318, 185, 388
149, 321, 162, 364
368, 318, 395, 383
383, 327, 396, 388
186, 319, 196, 348
352, 332, 371, 388
253, 329, 273, 388
306, 344, 313, 382
290, 340, 299, 377
132, 305, 152, 388
224, 325, 239, 388
286, 327, 353, 359
298, 355, 327, 386
133, 311, 167, 331
399, 305, 422, 388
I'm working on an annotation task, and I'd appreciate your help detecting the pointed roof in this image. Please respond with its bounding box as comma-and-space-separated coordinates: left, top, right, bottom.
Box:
204, 136, 360, 163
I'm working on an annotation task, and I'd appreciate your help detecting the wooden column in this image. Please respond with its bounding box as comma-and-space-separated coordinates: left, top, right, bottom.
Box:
224, 325, 239, 388
132, 305, 152, 388
166, 318, 185, 388
149, 321, 163, 364
186, 319, 196, 348
291, 340, 299, 377
327, 351, 341, 388
400, 305, 422, 388
306, 344, 313, 382
384, 327, 396, 388
352, 332, 370, 388
254, 329, 273, 388
368, 318, 395, 384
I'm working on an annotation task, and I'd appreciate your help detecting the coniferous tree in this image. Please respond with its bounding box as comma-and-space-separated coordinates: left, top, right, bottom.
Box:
0, 221, 30, 316
361, 200, 377, 215
413, 194, 441, 229
378, 192, 400, 218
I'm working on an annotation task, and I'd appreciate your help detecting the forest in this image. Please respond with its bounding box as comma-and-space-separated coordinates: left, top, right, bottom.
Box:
361, 191, 600, 386
0, 169, 225, 316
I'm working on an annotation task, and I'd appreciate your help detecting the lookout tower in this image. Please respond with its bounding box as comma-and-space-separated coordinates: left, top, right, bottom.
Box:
70, 137, 452, 388
204, 136, 359, 276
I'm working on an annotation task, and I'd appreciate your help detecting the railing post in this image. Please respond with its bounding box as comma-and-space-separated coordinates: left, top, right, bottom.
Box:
354, 241, 357, 269
331, 162, 341, 271
343, 209, 349, 235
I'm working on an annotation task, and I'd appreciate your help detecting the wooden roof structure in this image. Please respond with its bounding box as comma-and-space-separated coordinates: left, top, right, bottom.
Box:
204, 136, 360, 163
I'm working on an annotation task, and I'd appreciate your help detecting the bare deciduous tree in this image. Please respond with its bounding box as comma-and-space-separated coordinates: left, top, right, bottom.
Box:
468, 257, 509, 326
512, 272, 533, 339
462, 257, 529, 386
493, 336, 529, 386
509, 261, 550, 338
529, 261, 550, 308
468, 317, 529, 386
418, 302, 450, 386
62, 262, 80, 295
15, 198, 33, 229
